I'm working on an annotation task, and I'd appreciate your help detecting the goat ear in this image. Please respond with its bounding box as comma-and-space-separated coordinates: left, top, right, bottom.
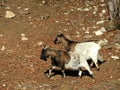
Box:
58, 32, 63, 36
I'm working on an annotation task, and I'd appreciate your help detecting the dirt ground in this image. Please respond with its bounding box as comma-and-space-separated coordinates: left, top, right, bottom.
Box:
0, 0, 120, 90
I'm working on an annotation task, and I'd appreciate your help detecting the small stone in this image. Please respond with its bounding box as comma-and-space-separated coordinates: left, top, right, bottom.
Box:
96, 20, 104, 24
102, 10, 106, 14
42, 0, 46, 4
2, 84, 6, 87
55, 20, 59, 23
95, 27, 106, 36
100, 4, 106, 7
21, 37, 28, 41
83, 8, 89, 11
77, 8, 82, 11
21, 34, 25, 37
85, 31, 89, 34
0, 34, 3, 37
111, 55, 119, 60
100, 27, 107, 32
93, 11, 96, 14
101, 0, 104, 2
24, 8, 29, 11
5, 10, 15, 18
95, 30, 103, 36
1, 46, 5, 51
38, 42, 43, 46
21, 34, 28, 41
76, 31, 80, 34
64, 29, 68, 31
110, 76, 113, 78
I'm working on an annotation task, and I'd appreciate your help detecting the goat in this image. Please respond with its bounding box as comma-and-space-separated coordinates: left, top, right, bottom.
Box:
40, 45, 94, 78
54, 33, 107, 70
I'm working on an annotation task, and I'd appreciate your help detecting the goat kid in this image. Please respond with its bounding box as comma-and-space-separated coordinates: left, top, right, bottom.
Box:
54, 33, 107, 70
40, 45, 94, 78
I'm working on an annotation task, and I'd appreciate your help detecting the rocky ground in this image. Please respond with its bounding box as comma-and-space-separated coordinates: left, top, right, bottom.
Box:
0, 0, 120, 90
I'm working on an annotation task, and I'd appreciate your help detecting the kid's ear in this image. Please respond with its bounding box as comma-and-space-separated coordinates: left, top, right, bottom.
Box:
58, 32, 63, 36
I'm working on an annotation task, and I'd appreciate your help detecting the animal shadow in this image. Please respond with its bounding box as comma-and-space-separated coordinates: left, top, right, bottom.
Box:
44, 69, 93, 78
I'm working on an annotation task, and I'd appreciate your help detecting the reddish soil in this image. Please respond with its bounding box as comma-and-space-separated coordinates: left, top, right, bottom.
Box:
0, 0, 120, 90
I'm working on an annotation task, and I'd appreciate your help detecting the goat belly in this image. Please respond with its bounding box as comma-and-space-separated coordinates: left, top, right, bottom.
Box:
65, 54, 80, 70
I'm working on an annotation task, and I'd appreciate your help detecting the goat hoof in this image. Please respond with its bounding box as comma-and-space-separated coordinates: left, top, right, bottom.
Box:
62, 75, 65, 78
45, 73, 51, 78
90, 74, 95, 79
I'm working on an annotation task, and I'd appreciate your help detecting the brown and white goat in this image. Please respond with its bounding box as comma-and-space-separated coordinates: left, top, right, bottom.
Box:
40, 45, 94, 78
54, 33, 107, 70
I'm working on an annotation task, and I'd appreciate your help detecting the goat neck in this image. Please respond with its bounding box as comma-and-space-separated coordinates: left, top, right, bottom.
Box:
60, 36, 75, 51
47, 49, 61, 59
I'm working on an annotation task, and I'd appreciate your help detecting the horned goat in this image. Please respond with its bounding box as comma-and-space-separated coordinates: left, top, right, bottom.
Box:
54, 33, 107, 70
40, 45, 94, 78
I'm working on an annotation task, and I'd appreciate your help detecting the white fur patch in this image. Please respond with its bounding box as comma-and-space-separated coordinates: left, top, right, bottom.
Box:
65, 52, 80, 70
75, 42, 100, 59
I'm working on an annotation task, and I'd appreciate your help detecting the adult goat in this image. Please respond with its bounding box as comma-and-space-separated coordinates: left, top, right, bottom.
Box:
54, 33, 107, 70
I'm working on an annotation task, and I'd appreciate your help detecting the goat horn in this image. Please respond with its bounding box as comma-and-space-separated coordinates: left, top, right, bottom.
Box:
44, 45, 50, 49
58, 31, 63, 35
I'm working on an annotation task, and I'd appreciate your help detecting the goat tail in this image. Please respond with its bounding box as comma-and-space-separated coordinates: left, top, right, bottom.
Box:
98, 39, 108, 47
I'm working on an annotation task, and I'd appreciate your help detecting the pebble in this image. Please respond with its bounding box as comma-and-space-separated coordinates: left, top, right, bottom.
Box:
96, 20, 104, 24
102, 10, 106, 14
21, 37, 28, 41
101, 0, 104, 2
93, 11, 96, 14
5, 10, 15, 18
55, 20, 59, 23
1, 46, 5, 51
100, 27, 107, 32
83, 8, 89, 11
100, 4, 106, 7
76, 31, 80, 34
85, 31, 89, 34
95, 27, 106, 36
95, 31, 103, 36
0, 34, 3, 37
38, 42, 43, 46
42, 0, 46, 4
2, 84, 6, 87
24, 8, 29, 11
21, 34, 28, 41
77, 8, 82, 11
111, 55, 119, 60
64, 29, 68, 31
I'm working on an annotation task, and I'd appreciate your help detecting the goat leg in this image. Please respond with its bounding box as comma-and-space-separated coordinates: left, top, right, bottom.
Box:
46, 66, 55, 78
90, 61, 94, 68
78, 69, 82, 77
91, 57, 100, 70
61, 67, 66, 78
